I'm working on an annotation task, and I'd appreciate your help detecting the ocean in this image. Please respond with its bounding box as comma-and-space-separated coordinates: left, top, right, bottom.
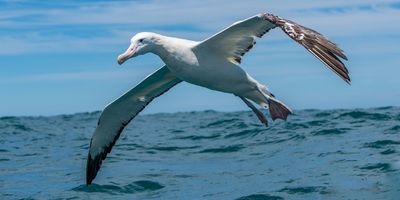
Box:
1, 107, 400, 199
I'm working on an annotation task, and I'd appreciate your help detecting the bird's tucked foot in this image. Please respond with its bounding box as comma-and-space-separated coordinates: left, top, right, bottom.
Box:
239, 96, 268, 127
268, 98, 292, 121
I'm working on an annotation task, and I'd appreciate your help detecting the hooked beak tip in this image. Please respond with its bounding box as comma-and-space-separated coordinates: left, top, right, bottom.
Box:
118, 44, 136, 65
117, 56, 124, 65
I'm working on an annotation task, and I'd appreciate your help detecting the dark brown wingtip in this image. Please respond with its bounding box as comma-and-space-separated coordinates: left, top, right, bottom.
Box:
86, 139, 117, 185
85, 125, 125, 185
344, 76, 351, 85
263, 12, 350, 84
86, 151, 102, 185
86, 152, 94, 185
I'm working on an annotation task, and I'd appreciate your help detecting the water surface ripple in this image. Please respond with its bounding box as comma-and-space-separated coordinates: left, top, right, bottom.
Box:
1, 107, 400, 199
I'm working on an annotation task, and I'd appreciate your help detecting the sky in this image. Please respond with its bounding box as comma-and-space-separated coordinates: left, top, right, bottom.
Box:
0, 0, 399, 116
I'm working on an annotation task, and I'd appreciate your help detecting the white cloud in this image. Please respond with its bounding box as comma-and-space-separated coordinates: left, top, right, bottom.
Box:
0, 68, 153, 83
1, 0, 398, 26
0, 0, 399, 55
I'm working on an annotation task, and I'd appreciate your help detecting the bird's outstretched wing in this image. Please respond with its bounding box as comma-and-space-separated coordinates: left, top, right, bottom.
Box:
86, 65, 181, 185
196, 12, 350, 83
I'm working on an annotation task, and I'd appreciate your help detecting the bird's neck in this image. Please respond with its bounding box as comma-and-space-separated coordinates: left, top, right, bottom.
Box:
149, 35, 172, 61
150, 35, 194, 63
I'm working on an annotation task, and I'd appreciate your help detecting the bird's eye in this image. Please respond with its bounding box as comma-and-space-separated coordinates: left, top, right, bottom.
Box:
139, 39, 144, 43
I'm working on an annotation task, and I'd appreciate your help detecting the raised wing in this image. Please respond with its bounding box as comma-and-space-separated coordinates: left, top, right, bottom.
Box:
86, 65, 181, 185
196, 13, 350, 83
197, 14, 274, 65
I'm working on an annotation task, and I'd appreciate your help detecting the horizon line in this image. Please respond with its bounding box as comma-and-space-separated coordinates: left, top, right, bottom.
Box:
1, 105, 397, 119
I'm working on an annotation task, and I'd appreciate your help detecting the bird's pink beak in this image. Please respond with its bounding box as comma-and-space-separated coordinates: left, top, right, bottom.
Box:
117, 44, 137, 65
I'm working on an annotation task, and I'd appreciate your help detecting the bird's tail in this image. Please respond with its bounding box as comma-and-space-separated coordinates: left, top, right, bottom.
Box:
243, 83, 292, 121
267, 97, 292, 121
256, 85, 292, 121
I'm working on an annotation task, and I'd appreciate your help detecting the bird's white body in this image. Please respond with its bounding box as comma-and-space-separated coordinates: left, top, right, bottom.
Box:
150, 34, 268, 106
86, 13, 350, 185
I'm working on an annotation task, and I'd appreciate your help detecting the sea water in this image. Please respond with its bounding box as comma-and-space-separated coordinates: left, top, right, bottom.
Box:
1, 107, 400, 199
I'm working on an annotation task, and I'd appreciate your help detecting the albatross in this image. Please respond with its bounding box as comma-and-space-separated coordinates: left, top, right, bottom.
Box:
86, 12, 350, 184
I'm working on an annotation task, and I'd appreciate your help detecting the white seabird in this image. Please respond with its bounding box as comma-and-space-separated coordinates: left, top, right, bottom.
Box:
86, 12, 350, 184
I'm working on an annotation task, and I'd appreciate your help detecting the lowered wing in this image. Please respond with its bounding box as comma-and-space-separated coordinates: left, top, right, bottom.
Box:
86, 65, 181, 185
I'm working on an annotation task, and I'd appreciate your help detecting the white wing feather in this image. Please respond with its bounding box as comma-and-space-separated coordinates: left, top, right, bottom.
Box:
197, 14, 274, 65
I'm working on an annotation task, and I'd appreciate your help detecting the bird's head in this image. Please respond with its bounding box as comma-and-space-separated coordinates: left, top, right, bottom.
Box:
117, 32, 160, 65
